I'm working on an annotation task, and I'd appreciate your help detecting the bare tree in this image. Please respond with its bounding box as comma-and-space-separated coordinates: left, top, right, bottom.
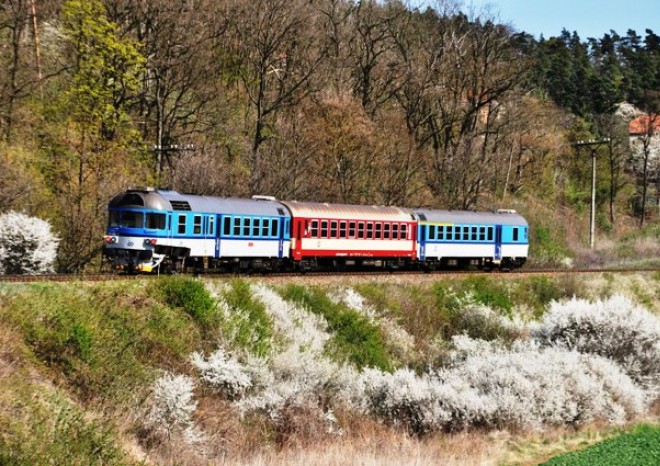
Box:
596, 113, 632, 226
226, 0, 328, 194
422, 14, 524, 208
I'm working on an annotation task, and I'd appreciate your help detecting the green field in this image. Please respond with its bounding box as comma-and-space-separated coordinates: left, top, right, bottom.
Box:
541, 424, 660, 465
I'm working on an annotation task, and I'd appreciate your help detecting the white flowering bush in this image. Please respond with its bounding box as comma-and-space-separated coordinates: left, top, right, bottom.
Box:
347, 337, 647, 432
533, 295, 660, 394
178, 286, 657, 441
0, 211, 59, 274
149, 373, 198, 438
191, 349, 252, 399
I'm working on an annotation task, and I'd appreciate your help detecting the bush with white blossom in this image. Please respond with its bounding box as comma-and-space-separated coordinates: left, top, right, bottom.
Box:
152, 285, 658, 441
149, 372, 199, 440
0, 211, 59, 274
191, 349, 253, 399
533, 295, 660, 394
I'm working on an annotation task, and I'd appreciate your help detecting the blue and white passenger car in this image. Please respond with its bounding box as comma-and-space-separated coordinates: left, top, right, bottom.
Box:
415, 209, 528, 270
104, 188, 291, 273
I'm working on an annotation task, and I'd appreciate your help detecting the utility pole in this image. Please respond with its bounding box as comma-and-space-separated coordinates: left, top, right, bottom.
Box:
575, 138, 610, 249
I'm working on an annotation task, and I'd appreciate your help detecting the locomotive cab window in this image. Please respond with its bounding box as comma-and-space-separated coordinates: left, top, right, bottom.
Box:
122, 211, 143, 228
109, 211, 120, 227
146, 213, 166, 230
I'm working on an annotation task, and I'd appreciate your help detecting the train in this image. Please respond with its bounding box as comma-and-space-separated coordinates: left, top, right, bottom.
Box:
103, 187, 529, 273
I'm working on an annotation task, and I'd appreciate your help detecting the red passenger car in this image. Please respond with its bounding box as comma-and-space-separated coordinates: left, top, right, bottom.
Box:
282, 201, 417, 268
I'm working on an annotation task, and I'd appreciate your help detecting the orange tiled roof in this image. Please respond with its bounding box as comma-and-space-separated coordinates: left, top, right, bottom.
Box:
629, 115, 660, 135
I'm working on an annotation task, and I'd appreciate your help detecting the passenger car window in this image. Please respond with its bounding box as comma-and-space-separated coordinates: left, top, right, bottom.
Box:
178, 215, 186, 234
146, 213, 166, 230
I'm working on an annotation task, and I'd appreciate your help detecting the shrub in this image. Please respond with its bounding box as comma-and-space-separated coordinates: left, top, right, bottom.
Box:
191, 349, 252, 399
0, 211, 59, 274
155, 276, 217, 328
149, 372, 197, 438
533, 295, 660, 394
349, 339, 647, 433
281, 284, 392, 371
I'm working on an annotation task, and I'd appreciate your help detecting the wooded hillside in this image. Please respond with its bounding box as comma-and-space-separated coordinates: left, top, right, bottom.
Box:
1, 0, 659, 272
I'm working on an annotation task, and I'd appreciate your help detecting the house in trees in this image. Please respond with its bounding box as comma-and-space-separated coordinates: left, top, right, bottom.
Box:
628, 114, 660, 221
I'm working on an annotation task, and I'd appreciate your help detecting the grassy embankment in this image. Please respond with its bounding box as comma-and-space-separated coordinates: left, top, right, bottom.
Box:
0, 273, 658, 465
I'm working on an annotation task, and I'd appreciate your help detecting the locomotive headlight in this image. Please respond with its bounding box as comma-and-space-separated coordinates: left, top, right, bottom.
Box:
144, 238, 157, 245
104, 236, 117, 243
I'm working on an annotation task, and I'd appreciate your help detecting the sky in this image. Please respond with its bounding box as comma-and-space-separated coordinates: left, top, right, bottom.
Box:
415, 0, 660, 40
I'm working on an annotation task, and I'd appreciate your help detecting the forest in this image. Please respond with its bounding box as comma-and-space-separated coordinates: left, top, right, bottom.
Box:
1, 0, 659, 272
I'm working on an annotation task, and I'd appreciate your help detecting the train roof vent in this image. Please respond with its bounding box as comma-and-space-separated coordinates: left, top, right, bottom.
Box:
496, 209, 517, 214
418, 213, 427, 221
252, 195, 277, 201
170, 200, 192, 211
127, 186, 155, 192
277, 208, 286, 216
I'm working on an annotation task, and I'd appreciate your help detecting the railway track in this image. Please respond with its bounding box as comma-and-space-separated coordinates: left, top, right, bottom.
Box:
0, 267, 657, 284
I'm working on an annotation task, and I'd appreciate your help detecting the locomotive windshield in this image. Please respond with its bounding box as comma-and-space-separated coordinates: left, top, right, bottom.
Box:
108, 210, 144, 228
121, 211, 144, 228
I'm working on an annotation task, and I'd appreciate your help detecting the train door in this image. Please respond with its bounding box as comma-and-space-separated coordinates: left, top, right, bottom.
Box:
292, 219, 303, 261
419, 224, 426, 261
495, 225, 502, 261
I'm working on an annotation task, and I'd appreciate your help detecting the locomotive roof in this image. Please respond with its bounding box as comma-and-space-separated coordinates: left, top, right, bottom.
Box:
110, 189, 290, 217
414, 209, 528, 226
281, 201, 414, 222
